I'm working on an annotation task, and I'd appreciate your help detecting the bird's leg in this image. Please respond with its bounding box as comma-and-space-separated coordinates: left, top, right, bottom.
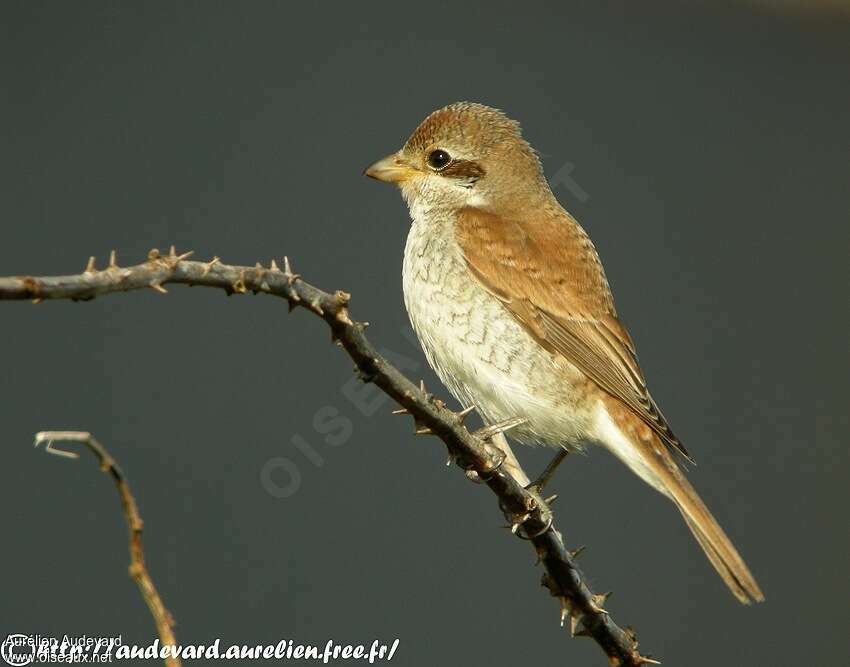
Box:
461, 431, 530, 486
527, 447, 570, 494
487, 431, 531, 487
504, 448, 568, 541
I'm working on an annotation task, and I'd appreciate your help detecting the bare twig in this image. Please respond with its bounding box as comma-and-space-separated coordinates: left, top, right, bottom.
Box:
33, 431, 180, 667
6, 250, 659, 665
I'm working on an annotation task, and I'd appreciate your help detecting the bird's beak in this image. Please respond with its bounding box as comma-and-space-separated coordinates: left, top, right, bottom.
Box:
364, 152, 417, 183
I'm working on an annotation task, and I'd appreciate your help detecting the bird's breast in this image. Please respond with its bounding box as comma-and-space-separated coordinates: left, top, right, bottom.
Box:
401, 210, 593, 448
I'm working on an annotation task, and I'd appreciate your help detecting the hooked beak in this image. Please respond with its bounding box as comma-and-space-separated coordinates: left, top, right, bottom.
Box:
364, 152, 417, 183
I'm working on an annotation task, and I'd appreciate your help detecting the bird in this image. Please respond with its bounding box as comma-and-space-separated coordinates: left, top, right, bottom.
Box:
364, 101, 763, 604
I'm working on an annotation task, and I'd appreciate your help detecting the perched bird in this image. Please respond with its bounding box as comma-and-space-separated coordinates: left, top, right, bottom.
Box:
365, 102, 763, 604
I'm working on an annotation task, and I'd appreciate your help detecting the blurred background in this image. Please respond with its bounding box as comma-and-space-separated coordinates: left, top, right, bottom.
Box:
1, 1, 848, 665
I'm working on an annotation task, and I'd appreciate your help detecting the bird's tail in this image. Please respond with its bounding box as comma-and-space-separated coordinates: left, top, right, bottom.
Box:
655, 450, 765, 604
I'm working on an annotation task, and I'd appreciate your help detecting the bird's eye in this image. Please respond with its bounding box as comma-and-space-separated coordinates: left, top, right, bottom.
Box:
426, 149, 452, 171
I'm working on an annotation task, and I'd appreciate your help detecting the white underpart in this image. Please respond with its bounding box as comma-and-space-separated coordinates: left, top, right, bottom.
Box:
591, 404, 666, 494
401, 184, 594, 451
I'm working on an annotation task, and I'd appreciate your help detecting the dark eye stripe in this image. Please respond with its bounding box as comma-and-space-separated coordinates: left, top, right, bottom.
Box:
440, 159, 485, 182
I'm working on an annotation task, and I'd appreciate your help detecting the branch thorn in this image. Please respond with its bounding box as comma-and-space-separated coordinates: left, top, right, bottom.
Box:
473, 417, 527, 442
167, 246, 193, 265
232, 270, 247, 294
593, 591, 612, 608
201, 256, 220, 276
334, 290, 351, 305
336, 308, 353, 326
570, 610, 585, 637
455, 404, 476, 423
588, 598, 609, 615
283, 256, 300, 285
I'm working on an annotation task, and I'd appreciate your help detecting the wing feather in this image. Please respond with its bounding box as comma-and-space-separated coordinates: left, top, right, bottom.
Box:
455, 206, 693, 463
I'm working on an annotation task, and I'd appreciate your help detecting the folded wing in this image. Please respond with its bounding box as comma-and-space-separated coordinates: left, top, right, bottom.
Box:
455, 205, 693, 463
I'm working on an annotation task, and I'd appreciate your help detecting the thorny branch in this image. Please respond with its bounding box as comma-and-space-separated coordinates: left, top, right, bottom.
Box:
33, 431, 180, 667
4, 248, 659, 666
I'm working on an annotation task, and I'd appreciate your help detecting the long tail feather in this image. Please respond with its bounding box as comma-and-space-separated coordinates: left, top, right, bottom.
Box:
596, 406, 764, 603
659, 453, 765, 604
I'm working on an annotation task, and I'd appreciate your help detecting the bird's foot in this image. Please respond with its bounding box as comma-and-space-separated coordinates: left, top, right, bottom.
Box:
526, 447, 570, 494
460, 416, 527, 484
502, 484, 555, 540
460, 447, 506, 484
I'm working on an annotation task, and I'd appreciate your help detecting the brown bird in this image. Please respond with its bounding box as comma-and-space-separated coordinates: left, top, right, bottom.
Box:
365, 102, 763, 604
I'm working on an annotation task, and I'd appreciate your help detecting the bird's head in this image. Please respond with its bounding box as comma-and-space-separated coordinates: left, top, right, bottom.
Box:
365, 102, 551, 214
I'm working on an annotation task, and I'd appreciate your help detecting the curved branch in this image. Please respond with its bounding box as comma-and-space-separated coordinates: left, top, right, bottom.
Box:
33, 431, 180, 667
4, 249, 658, 666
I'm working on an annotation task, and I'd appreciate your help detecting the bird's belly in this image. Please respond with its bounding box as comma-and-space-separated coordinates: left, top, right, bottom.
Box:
402, 221, 593, 449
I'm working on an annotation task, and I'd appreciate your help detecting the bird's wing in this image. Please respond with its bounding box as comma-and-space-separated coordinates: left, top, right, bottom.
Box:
455, 206, 692, 463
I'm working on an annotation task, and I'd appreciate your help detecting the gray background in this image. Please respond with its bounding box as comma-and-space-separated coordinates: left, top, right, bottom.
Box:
1, 1, 848, 665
